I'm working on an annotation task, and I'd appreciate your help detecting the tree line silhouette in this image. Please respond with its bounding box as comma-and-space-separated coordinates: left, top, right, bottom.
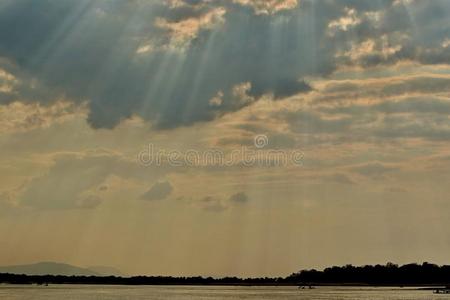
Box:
1, 262, 450, 286
287, 262, 450, 285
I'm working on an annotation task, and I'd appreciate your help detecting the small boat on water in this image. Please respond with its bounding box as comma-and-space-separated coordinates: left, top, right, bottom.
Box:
433, 287, 450, 294
298, 285, 316, 290
36, 282, 49, 286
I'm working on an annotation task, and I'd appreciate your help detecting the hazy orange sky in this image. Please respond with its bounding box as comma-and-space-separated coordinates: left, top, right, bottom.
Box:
1, 0, 450, 277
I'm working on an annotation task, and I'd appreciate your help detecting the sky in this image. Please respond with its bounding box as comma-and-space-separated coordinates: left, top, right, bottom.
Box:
0, 0, 450, 277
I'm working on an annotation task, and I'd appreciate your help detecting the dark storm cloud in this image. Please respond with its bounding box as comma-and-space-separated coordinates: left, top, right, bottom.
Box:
0, 0, 449, 129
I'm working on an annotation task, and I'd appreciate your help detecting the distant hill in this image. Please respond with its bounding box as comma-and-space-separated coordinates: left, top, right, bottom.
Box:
0, 262, 121, 276
87, 266, 125, 277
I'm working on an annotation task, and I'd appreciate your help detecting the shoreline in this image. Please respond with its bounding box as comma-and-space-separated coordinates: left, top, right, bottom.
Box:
0, 281, 448, 289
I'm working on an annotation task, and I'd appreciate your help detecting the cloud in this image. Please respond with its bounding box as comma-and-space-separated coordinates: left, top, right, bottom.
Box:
351, 162, 397, 179
0, 188, 21, 216
0, 101, 86, 134
229, 192, 249, 203
372, 115, 450, 141
77, 194, 103, 209
0, 0, 310, 129
17, 150, 171, 210
318, 75, 450, 103
0, 0, 449, 131
384, 186, 407, 193
98, 185, 109, 192
200, 196, 228, 212
327, 7, 361, 34
18, 151, 123, 209
141, 181, 173, 201
325, 173, 356, 185
278, 110, 353, 134
155, 6, 226, 48
232, 0, 299, 15
0, 67, 17, 94
324, 96, 450, 116
256, 71, 450, 144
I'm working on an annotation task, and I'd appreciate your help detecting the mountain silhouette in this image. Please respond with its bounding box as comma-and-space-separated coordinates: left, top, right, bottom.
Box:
87, 265, 126, 277
0, 262, 121, 276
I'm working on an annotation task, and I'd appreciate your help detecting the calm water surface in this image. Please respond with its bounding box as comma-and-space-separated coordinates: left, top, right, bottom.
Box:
0, 285, 446, 299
